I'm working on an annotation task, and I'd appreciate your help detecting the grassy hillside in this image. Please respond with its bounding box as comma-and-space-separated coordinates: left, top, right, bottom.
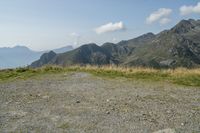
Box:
1, 65, 200, 87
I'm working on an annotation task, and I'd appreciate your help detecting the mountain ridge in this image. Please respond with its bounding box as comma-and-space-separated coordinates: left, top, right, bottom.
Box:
31, 19, 200, 68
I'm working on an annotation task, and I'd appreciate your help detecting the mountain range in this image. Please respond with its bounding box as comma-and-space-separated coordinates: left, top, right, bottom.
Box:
0, 45, 73, 69
30, 19, 200, 68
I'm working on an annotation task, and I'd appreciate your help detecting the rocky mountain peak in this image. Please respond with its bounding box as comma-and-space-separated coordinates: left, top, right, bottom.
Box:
171, 19, 198, 34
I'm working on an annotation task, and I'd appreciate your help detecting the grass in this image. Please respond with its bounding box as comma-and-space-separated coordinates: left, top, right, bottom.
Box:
58, 122, 70, 129
0, 66, 64, 82
1, 65, 200, 87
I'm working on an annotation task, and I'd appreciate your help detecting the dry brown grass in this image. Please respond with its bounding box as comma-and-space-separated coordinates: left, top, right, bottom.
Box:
65, 65, 200, 86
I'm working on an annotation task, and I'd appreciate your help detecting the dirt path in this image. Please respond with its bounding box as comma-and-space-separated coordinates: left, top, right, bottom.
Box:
0, 72, 200, 133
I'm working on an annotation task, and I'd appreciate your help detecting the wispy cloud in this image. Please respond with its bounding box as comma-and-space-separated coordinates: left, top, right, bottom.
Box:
146, 8, 172, 25
70, 32, 81, 46
180, 2, 200, 15
95, 21, 125, 34
112, 37, 117, 43
159, 18, 171, 25
70, 32, 80, 38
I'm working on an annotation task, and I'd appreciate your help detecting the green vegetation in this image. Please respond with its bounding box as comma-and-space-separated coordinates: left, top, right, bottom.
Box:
58, 122, 70, 129
1, 65, 200, 87
0, 66, 64, 82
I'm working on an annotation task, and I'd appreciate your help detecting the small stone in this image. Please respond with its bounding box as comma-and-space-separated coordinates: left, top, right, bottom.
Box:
181, 123, 184, 126
166, 110, 171, 114
76, 100, 80, 103
106, 111, 110, 114
106, 99, 110, 102
42, 95, 49, 99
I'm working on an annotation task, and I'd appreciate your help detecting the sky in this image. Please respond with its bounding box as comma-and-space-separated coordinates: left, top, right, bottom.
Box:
0, 0, 200, 51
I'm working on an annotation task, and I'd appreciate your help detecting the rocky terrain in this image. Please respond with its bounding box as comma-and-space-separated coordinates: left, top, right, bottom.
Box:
0, 72, 199, 133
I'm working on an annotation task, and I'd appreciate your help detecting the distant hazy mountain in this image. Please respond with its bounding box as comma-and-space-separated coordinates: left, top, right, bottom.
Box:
0, 45, 73, 69
31, 19, 200, 68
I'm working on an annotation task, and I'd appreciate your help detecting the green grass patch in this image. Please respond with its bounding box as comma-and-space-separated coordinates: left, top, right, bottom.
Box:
58, 122, 70, 129
1, 65, 200, 87
0, 66, 66, 82
172, 75, 200, 86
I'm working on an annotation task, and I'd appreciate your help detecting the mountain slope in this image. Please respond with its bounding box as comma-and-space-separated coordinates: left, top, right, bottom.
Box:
51, 43, 111, 66
31, 19, 200, 68
30, 51, 57, 68
122, 19, 200, 68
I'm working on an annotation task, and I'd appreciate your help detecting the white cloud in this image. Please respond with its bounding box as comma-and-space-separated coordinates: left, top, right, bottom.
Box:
95, 21, 125, 34
112, 38, 117, 43
146, 8, 172, 25
159, 18, 171, 25
70, 32, 80, 37
180, 2, 200, 15
69, 32, 81, 47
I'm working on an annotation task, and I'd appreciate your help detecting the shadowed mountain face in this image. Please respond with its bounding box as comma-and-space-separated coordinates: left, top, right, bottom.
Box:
0, 45, 73, 69
52, 43, 111, 66
31, 19, 200, 68
30, 51, 57, 68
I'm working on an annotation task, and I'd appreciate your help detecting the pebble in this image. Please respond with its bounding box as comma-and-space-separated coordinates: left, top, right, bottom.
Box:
106, 111, 110, 114
76, 100, 80, 103
42, 95, 49, 99
166, 110, 171, 114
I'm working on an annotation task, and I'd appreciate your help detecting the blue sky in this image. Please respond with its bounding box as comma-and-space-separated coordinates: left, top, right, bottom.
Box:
0, 0, 199, 51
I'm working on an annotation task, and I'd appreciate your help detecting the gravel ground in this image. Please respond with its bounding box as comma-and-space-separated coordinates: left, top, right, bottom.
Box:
0, 72, 200, 133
